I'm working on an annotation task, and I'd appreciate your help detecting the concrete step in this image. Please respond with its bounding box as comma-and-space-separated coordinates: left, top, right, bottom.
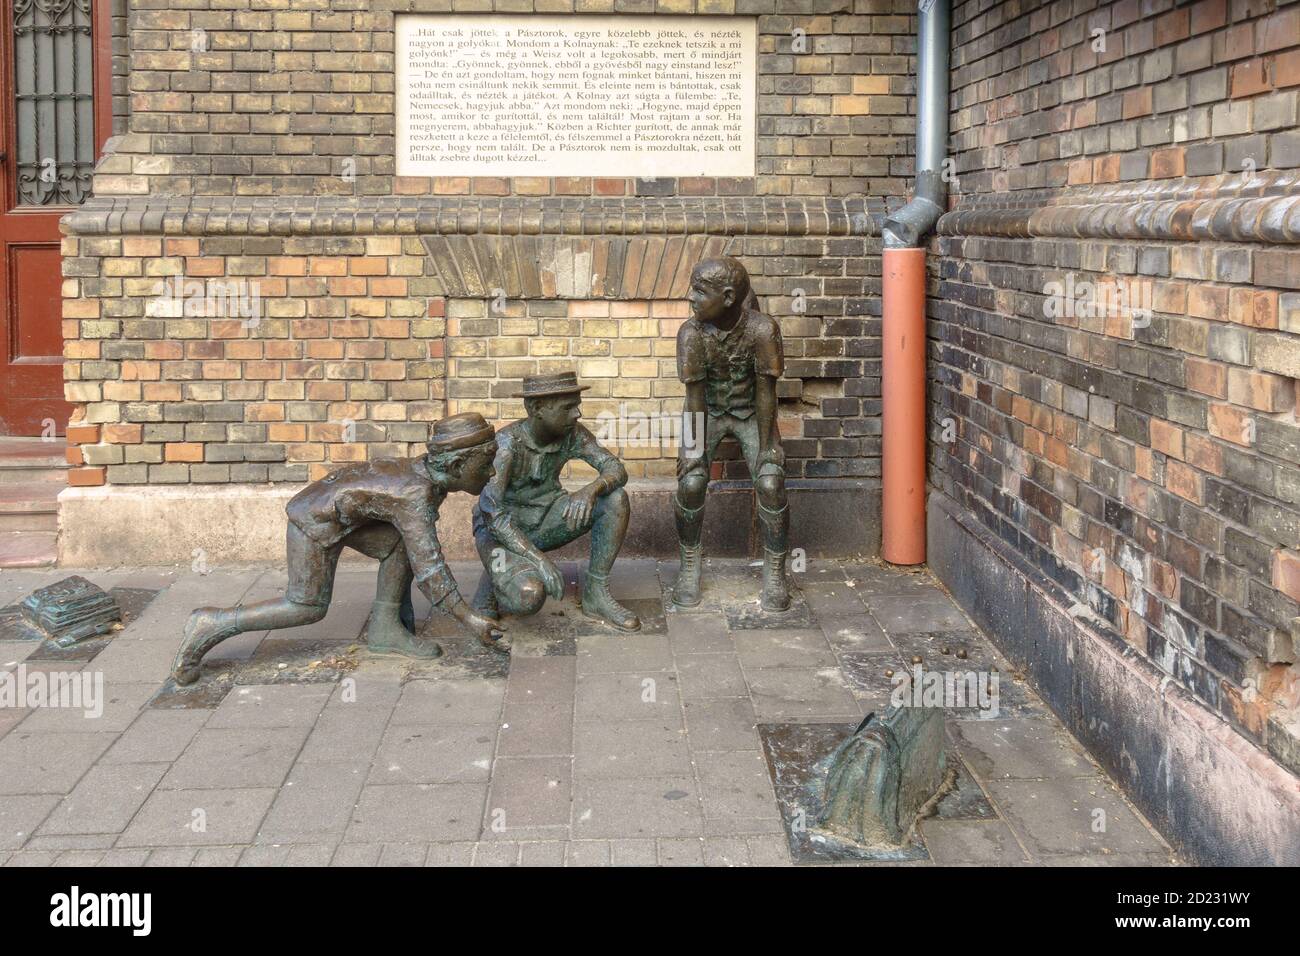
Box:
0, 482, 59, 532
0, 531, 57, 568
0, 437, 68, 483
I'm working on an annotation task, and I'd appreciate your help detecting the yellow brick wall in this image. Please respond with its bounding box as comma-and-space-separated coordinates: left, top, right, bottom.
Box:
445, 298, 689, 478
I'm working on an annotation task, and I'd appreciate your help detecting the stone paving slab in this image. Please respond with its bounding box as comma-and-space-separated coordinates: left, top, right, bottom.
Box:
0, 559, 1179, 866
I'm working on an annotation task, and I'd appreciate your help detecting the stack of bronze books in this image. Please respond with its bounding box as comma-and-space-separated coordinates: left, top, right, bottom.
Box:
20, 575, 121, 648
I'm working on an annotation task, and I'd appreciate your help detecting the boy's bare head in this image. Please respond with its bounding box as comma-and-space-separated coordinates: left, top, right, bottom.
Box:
689, 257, 751, 325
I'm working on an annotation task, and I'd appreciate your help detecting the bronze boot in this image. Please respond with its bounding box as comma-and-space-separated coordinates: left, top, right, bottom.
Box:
672, 496, 705, 607
760, 548, 792, 612
173, 607, 241, 686
674, 542, 703, 607
757, 500, 791, 612
366, 600, 442, 659
582, 570, 641, 631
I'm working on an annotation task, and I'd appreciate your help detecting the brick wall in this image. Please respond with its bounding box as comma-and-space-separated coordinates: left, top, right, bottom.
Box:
62, 218, 881, 486
104, 0, 917, 200
931, 0, 1300, 769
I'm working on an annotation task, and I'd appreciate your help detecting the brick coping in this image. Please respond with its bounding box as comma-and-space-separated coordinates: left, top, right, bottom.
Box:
940, 170, 1300, 244
61, 196, 884, 239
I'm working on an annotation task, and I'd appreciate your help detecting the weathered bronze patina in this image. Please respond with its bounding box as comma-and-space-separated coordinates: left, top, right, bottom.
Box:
20, 576, 122, 648
171, 412, 503, 686
472, 371, 640, 632
818, 704, 947, 847
674, 256, 792, 611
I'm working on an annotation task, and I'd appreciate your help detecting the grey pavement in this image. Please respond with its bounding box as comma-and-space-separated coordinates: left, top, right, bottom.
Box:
0, 559, 1179, 867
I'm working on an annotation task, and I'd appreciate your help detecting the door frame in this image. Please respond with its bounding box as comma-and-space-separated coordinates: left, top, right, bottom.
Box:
0, 0, 114, 212
0, 0, 114, 435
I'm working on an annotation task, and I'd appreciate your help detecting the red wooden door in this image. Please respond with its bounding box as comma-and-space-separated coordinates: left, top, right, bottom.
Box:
0, 0, 111, 436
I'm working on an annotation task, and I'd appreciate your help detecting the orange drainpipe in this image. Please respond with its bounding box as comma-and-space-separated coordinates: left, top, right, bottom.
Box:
881, 247, 927, 565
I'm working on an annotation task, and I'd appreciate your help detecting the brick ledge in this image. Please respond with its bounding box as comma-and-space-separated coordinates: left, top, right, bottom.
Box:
61, 196, 883, 238
939, 171, 1300, 244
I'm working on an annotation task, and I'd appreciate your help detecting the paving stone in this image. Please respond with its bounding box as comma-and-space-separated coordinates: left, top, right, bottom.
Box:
820, 613, 894, 653
575, 671, 680, 720
497, 701, 573, 757
24, 833, 117, 850
484, 755, 572, 836
38, 763, 168, 836
192, 846, 244, 866
331, 843, 382, 866
702, 836, 751, 866
843, 563, 941, 596
425, 842, 476, 866
391, 679, 505, 726
52, 850, 104, 866
377, 842, 430, 867
745, 666, 860, 720
573, 777, 703, 839
473, 841, 520, 866
371, 722, 496, 785
325, 674, 403, 711
565, 839, 612, 866
256, 761, 366, 843
17, 681, 157, 734
296, 706, 390, 764
345, 784, 486, 843
733, 629, 838, 668
0, 794, 59, 849
744, 833, 791, 866
950, 718, 1097, 781
575, 718, 691, 778
603, 560, 663, 600
144, 848, 198, 866
86, 634, 181, 684
694, 750, 784, 835
919, 819, 1030, 864
97, 848, 150, 866
519, 840, 567, 866
576, 633, 674, 674
987, 778, 1169, 859
609, 838, 659, 865
206, 683, 332, 729
800, 579, 869, 616
683, 698, 761, 752
119, 788, 277, 847
0, 731, 114, 794
101, 709, 209, 764
161, 726, 308, 790
4, 850, 57, 866
505, 655, 576, 701
674, 654, 748, 699
667, 613, 733, 654
868, 594, 969, 633
658, 836, 705, 865
1038, 850, 1179, 866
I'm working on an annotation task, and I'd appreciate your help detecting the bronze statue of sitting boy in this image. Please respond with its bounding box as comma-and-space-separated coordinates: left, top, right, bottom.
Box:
172, 412, 503, 685
471, 371, 640, 631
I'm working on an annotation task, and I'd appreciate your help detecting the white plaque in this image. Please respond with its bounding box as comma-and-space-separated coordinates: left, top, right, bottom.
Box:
396, 14, 757, 178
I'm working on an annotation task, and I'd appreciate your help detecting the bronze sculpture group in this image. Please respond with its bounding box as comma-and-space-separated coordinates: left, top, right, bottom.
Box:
172, 258, 792, 685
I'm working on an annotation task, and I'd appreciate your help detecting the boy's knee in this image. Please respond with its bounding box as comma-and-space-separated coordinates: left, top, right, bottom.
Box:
755, 473, 785, 507
518, 576, 547, 615
677, 473, 708, 508
598, 486, 629, 516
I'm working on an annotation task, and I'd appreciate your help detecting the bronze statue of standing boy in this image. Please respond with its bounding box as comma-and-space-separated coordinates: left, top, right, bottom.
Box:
172, 412, 504, 685
674, 257, 791, 612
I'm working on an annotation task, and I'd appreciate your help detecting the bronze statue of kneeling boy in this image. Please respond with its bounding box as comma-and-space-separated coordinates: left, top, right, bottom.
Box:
471, 371, 640, 631
172, 412, 505, 686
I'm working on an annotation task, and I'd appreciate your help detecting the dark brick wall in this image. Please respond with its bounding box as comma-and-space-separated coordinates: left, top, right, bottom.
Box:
931, 0, 1300, 769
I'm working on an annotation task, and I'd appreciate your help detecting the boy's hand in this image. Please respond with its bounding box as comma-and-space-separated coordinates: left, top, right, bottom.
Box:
563, 487, 599, 531
536, 557, 566, 600
462, 608, 507, 646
